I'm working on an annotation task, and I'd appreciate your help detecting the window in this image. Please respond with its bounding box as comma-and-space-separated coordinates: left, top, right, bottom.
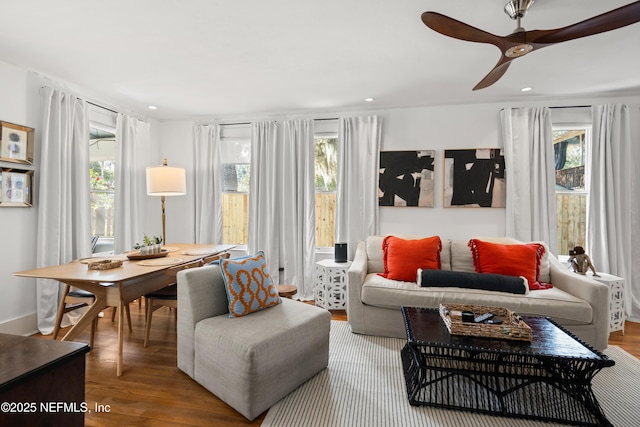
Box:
217, 124, 337, 248
221, 132, 251, 245
314, 137, 337, 248
89, 127, 116, 238
553, 127, 590, 255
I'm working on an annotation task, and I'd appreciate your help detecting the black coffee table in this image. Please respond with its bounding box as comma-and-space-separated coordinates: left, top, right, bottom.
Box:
401, 306, 615, 426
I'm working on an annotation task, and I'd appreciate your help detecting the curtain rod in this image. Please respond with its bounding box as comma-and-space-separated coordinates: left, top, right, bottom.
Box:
87, 101, 118, 115
41, 86, 148, 120
501, 105, 591, 111
41, 86, 119, 114
218, 118, 338, 126
549, 105, 591, 109
220, 122, 251, 126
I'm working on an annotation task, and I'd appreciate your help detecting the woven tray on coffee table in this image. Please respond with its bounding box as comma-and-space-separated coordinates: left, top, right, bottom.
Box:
439, 303, 532, 341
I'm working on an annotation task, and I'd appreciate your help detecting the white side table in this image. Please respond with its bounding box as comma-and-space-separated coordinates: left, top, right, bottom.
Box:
590, 272, 625, 335
315, 259, 351, 310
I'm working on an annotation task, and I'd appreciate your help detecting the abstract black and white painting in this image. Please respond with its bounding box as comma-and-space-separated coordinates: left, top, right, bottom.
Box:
379, 150, 435, 207
443, 149, 506, 208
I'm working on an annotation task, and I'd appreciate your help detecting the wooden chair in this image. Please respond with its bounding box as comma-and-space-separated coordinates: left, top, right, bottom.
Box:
53, 285, 132, 348
143, 253, 230, 347
53, 286, 98, 348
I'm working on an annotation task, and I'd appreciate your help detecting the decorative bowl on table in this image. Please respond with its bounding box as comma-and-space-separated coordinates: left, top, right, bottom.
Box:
87, 259, 123, 270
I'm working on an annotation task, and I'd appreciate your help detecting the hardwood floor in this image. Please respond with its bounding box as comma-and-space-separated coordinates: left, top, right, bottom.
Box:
38, 304, 637, 427
607, 321, 640, 356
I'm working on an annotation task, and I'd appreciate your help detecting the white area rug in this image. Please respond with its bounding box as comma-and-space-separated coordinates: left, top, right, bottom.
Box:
262, 321, 640, 427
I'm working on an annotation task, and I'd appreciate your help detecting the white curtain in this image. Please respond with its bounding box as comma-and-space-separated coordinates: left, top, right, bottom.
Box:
280, 120, 316, 299
36, 88, 91, 334
501, 107, 557, 254
114, 114, 149, 253
589, 104, 635, 318
336, 115, 381, 259
248, 121, 280, 282
193, 124, 223, 244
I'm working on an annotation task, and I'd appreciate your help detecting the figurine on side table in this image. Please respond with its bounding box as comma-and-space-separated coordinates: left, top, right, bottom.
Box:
568, 246, 599, 277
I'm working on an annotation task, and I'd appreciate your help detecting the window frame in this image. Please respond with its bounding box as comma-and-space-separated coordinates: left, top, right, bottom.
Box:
89, 124, 116, 241
552, 123, 592, 255
553, 125, 591, 195
314, 134, 338, 250
219, 125, 252, 248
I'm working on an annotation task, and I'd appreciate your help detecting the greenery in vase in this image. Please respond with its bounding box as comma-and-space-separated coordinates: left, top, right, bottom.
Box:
134, 234, 163, 249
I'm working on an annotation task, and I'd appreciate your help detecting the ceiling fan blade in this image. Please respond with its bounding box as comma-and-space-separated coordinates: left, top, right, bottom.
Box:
532, 1, 640, 45
421, 12, 503, 47
473, 57, 514, 91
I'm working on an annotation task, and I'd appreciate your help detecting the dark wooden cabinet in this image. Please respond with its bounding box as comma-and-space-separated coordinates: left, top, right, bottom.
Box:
0, 333, 89, 427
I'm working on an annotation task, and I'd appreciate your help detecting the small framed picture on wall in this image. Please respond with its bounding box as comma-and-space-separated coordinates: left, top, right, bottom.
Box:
0, 121, 34, 165
0, 169, 33, 207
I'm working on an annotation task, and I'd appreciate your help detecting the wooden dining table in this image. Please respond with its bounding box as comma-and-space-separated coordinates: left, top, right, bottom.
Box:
15, 243, 235, 376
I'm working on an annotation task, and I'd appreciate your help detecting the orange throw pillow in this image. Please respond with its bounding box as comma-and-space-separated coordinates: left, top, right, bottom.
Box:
379, 236, 442, 282
468, 239, 551, 290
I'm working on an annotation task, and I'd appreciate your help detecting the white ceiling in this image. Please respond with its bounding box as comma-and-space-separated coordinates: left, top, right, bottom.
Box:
1, 0, 639, 120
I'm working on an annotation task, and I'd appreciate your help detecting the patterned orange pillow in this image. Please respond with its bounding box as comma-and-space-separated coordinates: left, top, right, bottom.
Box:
379, 235, 442, 282
468, 239, 551, 290
220, 251, 281, 317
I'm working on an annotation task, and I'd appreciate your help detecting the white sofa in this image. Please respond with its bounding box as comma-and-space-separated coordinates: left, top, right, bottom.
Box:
347, 236, 610, 350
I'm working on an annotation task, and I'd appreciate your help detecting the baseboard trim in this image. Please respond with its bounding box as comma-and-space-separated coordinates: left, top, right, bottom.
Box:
0, 312, 38, 336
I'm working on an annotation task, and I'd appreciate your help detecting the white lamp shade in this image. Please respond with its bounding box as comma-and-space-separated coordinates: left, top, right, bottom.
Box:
146, 165, 186, 196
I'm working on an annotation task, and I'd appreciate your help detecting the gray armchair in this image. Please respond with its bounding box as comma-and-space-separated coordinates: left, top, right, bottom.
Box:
176, 264, 331, 420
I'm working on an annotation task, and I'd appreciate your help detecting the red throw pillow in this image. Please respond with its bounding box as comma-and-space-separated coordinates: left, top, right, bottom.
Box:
379, 236, 442, 282
468, 239, 552, 290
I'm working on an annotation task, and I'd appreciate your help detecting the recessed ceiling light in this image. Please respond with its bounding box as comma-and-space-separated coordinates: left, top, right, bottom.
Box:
520, 87, 532, 92
148, 105, 158, 110
365, 97, 375, 102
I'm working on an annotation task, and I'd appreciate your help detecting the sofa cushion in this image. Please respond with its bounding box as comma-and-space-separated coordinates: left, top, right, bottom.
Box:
379, 235, 442, 282
366, 236, 386, 273
530, 241, 551, 283
368, 236, 550, 282
220, 251, 281, 318
361, 273, 592, 324
450, 237, 519, 273
367, 235, 448, 273
468, 239, 551, 290
417, 269, 527, 294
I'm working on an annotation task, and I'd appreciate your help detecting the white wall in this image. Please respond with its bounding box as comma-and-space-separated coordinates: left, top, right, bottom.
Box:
158, 96, 639, 244
0, 60, 162, 334
146, 120, 195, 244
377, 104, 505, 239
158, 106, 506, 243
0, 62, 40, 334
2, 52, 638, 332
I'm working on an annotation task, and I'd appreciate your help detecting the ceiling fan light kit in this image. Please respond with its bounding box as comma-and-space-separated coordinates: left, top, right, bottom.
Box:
422, 0, 640, 90
505, 44, 532, 58
504, 0, 535, 20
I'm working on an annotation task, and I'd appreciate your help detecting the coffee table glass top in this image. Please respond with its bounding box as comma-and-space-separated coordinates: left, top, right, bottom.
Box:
403, 306, 606, 360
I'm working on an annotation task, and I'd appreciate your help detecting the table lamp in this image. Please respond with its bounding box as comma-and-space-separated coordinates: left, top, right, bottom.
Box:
146, 158, 186, 245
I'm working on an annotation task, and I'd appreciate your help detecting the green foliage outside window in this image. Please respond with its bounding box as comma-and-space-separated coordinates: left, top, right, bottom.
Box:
315, 138, 337, 192
90, 161, 115, 190
90, 160, 115, 236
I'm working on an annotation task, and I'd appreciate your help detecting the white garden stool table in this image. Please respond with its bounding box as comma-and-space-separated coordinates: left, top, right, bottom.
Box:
315, 259, 351, 310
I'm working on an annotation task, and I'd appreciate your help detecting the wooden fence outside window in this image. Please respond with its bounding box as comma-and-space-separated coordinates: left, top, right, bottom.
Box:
222, 192, 336, 247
